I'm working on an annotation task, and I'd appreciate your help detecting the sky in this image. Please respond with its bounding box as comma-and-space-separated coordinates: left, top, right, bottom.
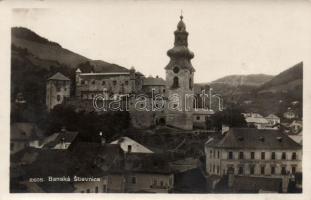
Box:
11, 1, 311, 83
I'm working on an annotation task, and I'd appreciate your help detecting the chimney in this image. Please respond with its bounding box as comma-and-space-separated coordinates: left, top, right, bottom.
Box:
61, 137, 65, 149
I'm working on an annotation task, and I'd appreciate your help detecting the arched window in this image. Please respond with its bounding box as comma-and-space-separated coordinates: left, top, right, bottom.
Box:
172, 77, 179, 88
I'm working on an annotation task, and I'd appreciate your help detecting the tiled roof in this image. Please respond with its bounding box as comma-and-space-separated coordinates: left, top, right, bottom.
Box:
43, 131, 78, 148
206, 128, 301, 150
48, 72, 70, 81
143, 76, 166, 86
124, 153, 173, 174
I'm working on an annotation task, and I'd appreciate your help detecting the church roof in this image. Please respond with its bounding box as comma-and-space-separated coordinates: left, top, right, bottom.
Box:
48, 72, 70, 81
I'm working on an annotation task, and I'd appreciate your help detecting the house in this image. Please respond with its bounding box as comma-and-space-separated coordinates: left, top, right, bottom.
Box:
11, 123, 44, 154
123, 153, 174, 193
205, 128, 302, 179
193, 109, 214, 129
245, 116, 269, 129
110, 136, 153, 154
265, 114, 280, 127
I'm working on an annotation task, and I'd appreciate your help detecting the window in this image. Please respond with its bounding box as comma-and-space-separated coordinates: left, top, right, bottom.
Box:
261, 166, 265, 175
238, 166, 244, 175
250, 165, 255, 175
213, 150, 215, 158
281, 166, 286, 175
292, 152, 297, 160
131, 176, 136, 184
282, 152, 286, 160
86, 189, 90, 193
92, 80, 96, 85
210, 150, 213, 158
113, 80, 117, 86
251, 152, 255, 159
217, 166, 220, 174
228, 151, 233, 159
95, 186, 98, 193
163, 89, 166, 93
239, 152, 244, 159
81, 80, 85, 85
213, 165, 215, 172
153, 179, 158, 186
125, 80, 129, 85
102, 81, 106, 85
292, 166, 296, 174
196, 116, 200, 120
172, 77, 179, 88
271, 166, 275, 175
271, 152, 276, 160
261, 152, 265, 160
57, 95, 61, 102
217, 151, 220, 159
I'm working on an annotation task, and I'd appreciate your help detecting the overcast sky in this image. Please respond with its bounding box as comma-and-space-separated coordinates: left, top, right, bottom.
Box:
11, 1, 311, 83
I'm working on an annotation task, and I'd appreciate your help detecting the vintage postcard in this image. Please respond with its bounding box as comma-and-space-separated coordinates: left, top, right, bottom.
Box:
1, 0, 311, 199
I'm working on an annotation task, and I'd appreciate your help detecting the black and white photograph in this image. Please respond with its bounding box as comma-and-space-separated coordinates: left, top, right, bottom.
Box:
1, 0, 311, 198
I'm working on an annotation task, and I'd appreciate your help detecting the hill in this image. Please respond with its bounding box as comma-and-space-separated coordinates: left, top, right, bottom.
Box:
256, 62, 303, 97
11, 27, 131, 123
210, 74, 273, 87
195, 63, 303, 117
11, 27, 129, 72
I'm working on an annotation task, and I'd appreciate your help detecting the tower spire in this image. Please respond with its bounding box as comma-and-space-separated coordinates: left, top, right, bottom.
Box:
180, 10, 183, 20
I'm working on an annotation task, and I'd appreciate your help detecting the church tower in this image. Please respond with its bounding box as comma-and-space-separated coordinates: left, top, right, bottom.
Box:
165, 15, 195, 130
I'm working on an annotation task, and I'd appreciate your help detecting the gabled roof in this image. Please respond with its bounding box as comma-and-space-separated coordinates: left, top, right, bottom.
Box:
48, 72, 70, 81
110, 136, 153, 153
206, 128, 301, 150
43, 131, 78, 148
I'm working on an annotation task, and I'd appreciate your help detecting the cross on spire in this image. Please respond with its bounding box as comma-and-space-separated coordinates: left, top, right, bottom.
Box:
180, 10, 183, 20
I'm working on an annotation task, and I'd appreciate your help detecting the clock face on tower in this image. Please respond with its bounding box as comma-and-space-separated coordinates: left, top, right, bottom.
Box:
173, 66, 179, 74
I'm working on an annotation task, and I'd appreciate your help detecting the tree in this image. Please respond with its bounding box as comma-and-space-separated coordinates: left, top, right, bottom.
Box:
207, 104, 247, 131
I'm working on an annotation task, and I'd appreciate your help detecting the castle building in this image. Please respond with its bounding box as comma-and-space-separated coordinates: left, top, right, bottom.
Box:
75, 67, 144, 100
46, 72, 70, 111
165, 15, 195, 130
